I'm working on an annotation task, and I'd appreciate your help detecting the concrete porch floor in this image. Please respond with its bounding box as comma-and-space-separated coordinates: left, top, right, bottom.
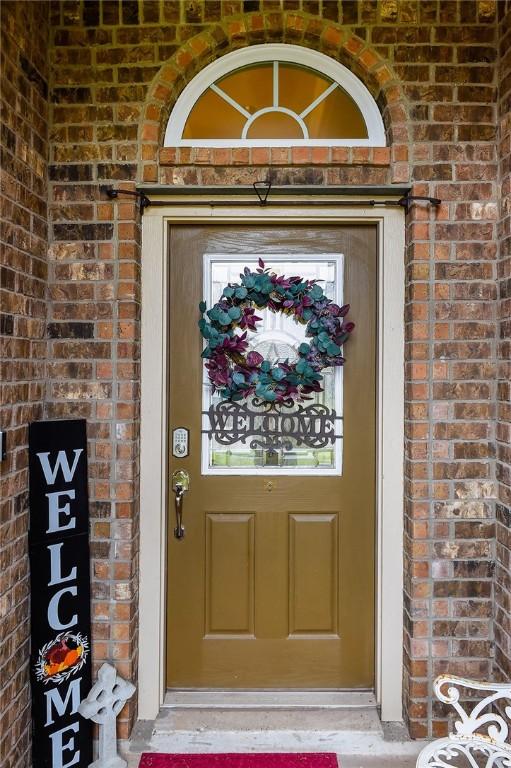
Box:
123, 695, 425, 768
125, 733, 423, 768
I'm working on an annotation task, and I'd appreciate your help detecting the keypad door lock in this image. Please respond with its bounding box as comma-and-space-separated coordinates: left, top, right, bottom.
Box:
172, 428, 189, 458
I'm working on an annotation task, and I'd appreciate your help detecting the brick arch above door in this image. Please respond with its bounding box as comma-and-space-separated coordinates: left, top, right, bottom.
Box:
138, 11, 411, 185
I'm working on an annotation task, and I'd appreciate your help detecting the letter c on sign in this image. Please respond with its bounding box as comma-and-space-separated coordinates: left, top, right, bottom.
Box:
47, 586, 78, 631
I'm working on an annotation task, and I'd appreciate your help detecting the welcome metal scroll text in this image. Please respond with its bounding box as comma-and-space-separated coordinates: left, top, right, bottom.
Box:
202, 401, 342, 452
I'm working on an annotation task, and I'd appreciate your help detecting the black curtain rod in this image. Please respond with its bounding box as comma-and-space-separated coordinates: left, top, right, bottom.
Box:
105, 186, 441, 214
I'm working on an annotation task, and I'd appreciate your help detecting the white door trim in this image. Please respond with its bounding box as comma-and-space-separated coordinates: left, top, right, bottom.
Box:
139, 198, 405, 723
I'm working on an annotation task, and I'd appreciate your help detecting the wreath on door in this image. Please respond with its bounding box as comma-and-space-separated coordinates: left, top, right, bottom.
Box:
199, 259, 354, 404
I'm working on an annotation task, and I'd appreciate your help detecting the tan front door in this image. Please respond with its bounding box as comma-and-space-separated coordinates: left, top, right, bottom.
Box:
166, 224, 377, 689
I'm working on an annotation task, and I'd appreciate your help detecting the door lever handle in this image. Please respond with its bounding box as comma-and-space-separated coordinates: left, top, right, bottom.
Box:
172, 469, 189, 540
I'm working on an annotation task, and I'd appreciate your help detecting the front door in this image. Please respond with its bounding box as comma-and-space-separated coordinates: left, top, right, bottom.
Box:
166, 224, 377, 689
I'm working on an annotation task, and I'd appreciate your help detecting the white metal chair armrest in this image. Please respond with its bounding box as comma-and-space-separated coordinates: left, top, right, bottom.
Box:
416, 675, 511, 768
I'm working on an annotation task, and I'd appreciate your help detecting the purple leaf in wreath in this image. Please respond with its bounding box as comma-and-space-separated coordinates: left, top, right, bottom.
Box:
205, 357, 231, 387
246, 351, 264, 368
217, 334, 249, 354
239, 307, 262, 331
303, 380, 322, 394
274, 275, 295, 290
258, 258, 265, 269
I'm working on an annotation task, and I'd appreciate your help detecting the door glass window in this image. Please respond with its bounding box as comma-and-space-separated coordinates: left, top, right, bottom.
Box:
201, 254, 344, 475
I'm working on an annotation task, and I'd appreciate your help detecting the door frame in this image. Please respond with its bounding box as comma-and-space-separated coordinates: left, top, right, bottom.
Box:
138, 195, 405, 722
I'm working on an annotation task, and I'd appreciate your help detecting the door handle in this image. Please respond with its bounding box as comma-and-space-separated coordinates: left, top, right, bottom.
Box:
172, 469, 190, 540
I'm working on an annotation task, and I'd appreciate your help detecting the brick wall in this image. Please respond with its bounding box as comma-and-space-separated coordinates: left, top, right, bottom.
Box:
2, 0, 510, 756
48, 0, 503, 740
0, 2, 49, 766
495, 0, 511, 681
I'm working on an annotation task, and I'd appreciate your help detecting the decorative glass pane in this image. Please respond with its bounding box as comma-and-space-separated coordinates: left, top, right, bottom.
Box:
182, 61, 368, 142
217, 63, 273, 115
278, 63, 332, 114
246, 111, 303, 140
304, 86, 368, 139
201, 254, 344, 476
183, 88, 246, 139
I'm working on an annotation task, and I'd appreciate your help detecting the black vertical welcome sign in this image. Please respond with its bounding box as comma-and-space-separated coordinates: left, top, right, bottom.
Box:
29, 419, 92, 768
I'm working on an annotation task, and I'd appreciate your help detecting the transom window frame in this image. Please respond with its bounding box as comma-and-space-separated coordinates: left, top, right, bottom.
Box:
164, 44, 387, 148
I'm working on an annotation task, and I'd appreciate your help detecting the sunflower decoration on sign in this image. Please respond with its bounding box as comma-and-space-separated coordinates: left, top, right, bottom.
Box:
199, 259, 354, 404
35, 631, 89, 685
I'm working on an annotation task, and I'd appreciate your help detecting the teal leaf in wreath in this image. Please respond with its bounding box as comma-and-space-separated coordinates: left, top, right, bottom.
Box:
199, 259, 355, 404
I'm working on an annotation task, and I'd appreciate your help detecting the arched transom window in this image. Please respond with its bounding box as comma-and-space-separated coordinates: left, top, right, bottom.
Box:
164, 45, 386, 148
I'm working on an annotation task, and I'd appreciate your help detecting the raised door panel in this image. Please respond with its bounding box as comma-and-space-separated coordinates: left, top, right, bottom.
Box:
289, 513, 339, 636
205, 513, 255, 636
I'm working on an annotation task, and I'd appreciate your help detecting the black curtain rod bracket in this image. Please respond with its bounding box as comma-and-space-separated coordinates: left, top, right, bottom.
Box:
253, 180, 271, 205
104, 186, 151, 210
399, 194, 441, 213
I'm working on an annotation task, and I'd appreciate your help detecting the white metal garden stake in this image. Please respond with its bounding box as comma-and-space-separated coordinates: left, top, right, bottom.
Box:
78, 662, 136, 768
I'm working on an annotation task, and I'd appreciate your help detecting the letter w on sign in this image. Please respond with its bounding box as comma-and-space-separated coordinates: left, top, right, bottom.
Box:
37, 449, 84, 486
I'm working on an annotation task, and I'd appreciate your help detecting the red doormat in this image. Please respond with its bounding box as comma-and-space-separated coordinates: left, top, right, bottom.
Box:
139, 754, 338, 768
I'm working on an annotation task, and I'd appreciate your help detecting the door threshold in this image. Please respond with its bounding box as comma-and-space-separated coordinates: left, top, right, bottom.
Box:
163, 690, 376, 710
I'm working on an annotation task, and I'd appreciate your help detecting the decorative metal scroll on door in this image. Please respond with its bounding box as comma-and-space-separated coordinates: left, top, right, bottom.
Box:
202, 400, 342, 453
